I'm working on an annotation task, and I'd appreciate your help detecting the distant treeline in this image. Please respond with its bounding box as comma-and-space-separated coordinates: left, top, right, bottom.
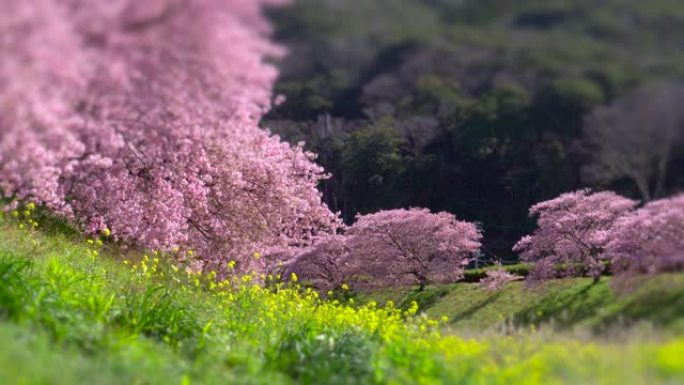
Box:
264, 0, 684, 257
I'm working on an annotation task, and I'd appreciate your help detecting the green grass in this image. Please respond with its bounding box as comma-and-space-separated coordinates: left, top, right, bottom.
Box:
0, 214, 683, 384
363, 275, 684, 334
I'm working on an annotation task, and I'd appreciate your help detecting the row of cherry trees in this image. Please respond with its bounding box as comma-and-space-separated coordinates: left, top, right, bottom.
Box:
0, 0, 342, 274
1, 2, 681, 290
515, 190, 684, 284
276, 190, 683, 292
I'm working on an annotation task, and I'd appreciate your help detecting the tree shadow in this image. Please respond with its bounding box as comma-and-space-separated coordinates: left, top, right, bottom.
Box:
512, 280, 607, 329
450, 292, 503, 323
397, 286, 450, 312
594, 282, 684, 332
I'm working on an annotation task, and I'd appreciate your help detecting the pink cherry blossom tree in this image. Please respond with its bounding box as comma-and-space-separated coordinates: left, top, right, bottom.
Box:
0, 0, 340, 273
479, 264, 522, 292
281, 235, 354, 292
346, 208, 482, 290
606, 194, 684, 278
513, 189, 637, 282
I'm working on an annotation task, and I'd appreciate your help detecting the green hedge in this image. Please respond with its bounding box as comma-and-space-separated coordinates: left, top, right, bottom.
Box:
461, 263, 531, 283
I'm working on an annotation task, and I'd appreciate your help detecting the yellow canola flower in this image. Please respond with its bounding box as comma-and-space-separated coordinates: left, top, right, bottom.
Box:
341, 283, 350, 291
102, 228, 111, 237
26, 203, 36, 211
290, 273, 298, 283
253, 251, 261, 259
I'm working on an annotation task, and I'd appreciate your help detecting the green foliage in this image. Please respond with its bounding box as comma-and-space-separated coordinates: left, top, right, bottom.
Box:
339, 118, 409, 213
270, 328, 377, 385
452, 83, 532, 157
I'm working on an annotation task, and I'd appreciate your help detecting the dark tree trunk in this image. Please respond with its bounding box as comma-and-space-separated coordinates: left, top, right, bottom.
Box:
417, 274, 428, 291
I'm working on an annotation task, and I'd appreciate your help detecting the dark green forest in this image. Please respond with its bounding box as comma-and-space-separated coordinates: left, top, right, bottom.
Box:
264, 0, 684, 257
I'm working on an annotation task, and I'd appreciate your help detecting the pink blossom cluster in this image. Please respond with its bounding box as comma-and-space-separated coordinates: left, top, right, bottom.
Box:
513, 189, 638, 281
279, 234, 352, 292
347, 208, 482, 289
515, 189, 684, 283
607, 194, 684, 276
479, 266, 522, 292
282, 208, 483, 291
0, 0, 340, 272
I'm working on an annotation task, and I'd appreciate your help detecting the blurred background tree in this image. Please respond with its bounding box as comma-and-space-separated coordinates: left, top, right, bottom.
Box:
263, 0, 684, 259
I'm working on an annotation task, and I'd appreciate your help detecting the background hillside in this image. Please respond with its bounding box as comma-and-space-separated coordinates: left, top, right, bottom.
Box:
264, 0, 684, 257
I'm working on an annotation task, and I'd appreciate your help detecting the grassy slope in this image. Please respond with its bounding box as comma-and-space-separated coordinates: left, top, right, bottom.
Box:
1, 216, 684, 384
364, 275, 684, 334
